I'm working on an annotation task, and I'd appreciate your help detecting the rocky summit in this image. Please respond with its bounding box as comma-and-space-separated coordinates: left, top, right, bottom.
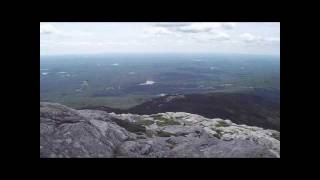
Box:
40, 102, 280, 158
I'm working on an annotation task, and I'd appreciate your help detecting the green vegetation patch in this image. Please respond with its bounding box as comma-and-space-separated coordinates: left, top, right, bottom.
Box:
212, 128, 223, 139
136, 119, 155, 126
150, 114, 163, 119
157, 130, 176, 137
215, 121, 230, 127
111, 118, 146, 134
153, 115, 181, 126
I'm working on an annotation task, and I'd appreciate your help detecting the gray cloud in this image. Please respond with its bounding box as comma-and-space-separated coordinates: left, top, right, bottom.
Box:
152, 23, 237, 34
153, 23, 191, 27
221, 23, 237, 30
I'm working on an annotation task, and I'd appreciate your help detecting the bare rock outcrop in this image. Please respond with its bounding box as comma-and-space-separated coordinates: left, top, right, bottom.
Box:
40, 102, 280, 158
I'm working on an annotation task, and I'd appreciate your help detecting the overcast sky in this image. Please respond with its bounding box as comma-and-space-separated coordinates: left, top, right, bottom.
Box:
40, 22, 280, 55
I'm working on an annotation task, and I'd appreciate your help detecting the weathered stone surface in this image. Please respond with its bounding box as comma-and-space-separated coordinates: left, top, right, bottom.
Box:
40, 102, 280, 158
40, 103, 131, 158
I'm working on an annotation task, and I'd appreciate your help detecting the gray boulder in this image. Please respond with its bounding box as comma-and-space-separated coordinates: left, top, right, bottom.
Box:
40, 102, 132, 158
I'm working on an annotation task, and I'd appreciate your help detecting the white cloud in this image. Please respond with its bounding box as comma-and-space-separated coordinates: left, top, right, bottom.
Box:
240, 33, 258, 42
40, 23, 60, 35
41, 23, 279, 55
144, 27, 172, 35
63, 31, 93, 37
264, 37, 280, 43
192, 31, 231, 43
240, 33, 280, 44
40, 23, 93, 38
211, 32, 230, 41
95, 42, 131, 46
221, 23, 237, 29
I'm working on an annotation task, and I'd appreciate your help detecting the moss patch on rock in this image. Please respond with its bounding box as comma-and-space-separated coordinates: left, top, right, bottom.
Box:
157, 130, 176, 137
111, 118, 146, 134
153, 115, 181, 126
215, 121, 230, 127
137, 119, 155, 126
212, 129, 223, 139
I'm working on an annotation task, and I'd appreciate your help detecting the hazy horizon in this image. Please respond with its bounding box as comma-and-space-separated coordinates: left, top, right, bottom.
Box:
40, 52, 280, 58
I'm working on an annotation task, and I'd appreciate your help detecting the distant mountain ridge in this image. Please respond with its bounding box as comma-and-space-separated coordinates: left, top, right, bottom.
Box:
80, 92, 280, 131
